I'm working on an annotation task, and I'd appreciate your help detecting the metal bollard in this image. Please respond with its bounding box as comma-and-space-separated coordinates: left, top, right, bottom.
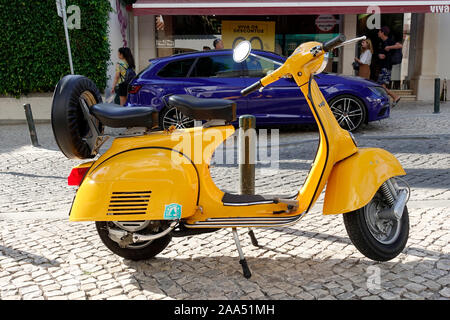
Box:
23, 104, 40, 147
434, 78, 440, 114
238, 115, 256, 195
238, 114, 260, 253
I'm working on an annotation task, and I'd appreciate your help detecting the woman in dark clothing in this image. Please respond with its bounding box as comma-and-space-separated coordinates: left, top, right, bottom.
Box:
111, 47, 136, 106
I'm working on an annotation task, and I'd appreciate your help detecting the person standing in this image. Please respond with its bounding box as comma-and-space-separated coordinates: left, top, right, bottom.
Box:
213, 39, 224, 49
377, 26, 402, 107
354, 38, 373, 80
111, 47, 136, 106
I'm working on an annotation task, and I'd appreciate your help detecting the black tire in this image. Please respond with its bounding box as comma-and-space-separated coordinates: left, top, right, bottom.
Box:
51, 75, 103, 159
343, 191, 409, 262
159, 106, 195, 130
95, 222, 172, 261
328, 94, 367, 132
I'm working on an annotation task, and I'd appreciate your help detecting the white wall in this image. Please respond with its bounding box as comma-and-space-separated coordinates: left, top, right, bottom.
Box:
0, 94, 53, 123
437, 14, 450, 82
137, 14, 157, 72
106, 0, 129, 99
340, 15, 357, 76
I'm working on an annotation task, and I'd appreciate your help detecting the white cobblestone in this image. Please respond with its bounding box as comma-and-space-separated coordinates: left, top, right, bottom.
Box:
0, 102, 449, 300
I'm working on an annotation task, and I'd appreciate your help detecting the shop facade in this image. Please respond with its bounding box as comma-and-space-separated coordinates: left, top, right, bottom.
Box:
113, 1, 450, 101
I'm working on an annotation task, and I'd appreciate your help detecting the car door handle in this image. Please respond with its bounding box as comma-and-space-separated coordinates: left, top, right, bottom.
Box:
189, 88, 206, 93
186, 88, 207, 97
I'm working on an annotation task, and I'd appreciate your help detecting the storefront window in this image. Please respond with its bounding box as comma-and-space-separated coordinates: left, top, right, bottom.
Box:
357, 13, 411, 89
155, 15, 341, 67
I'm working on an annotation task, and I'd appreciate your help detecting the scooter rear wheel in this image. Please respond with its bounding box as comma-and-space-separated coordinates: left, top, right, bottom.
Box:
96, 222, 172, 261
343, 188, 409, 261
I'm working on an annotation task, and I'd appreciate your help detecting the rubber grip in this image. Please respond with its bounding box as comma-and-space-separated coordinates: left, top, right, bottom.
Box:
241, 81, 263, 96
323, 34, 346, 52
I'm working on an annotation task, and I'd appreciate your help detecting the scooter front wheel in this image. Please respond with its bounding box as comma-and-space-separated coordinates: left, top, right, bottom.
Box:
343, 187, 409, 261
96, 221, 172, 261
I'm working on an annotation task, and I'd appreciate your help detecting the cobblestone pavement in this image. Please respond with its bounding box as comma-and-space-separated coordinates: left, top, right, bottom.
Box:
0, 102, 449, 300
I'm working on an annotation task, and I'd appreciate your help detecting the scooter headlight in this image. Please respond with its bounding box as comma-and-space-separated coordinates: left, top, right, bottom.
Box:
314, 53, 329, 75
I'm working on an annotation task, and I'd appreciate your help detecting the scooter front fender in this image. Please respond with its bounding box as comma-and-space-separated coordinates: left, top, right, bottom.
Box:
323, 148, 406, 215
69, 147, 199, 222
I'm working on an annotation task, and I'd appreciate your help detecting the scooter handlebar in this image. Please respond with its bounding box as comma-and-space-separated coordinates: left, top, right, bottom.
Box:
241, 81, 263, 96
322, 34, 347, 52
241, 34, 361, 96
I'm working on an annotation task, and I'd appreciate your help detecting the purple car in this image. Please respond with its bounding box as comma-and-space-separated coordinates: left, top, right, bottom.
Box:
127, 49, 390, 131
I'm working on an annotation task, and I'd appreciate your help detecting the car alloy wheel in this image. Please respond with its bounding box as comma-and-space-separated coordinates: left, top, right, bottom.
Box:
161, 107, 195, 130
329, 95, 366, 132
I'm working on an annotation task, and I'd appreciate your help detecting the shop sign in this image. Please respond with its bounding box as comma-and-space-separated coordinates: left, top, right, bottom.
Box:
157, 39, 175, 48
430, 5, 450, 13
315, 15, 337, 32
222, 20, 275, 52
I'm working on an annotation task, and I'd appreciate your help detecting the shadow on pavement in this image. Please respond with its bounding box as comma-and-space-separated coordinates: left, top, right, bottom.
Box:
0, 245, 60, 267
120, 248, 447, 299
0, 171, 66, 180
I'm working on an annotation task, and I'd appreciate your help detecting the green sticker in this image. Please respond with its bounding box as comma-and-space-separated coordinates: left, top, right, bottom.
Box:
164, 203, 182, 220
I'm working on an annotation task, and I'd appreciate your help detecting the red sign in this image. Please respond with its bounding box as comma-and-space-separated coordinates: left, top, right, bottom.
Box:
315, 15, 337, 32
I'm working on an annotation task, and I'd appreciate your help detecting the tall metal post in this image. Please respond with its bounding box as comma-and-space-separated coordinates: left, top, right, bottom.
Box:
56, 0, 74, 74
434, 78, 440, 114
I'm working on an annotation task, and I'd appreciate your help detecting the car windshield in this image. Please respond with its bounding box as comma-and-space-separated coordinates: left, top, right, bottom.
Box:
244, 54, 281, 78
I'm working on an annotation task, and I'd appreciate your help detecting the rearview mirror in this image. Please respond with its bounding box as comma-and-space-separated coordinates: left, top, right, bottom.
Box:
233, 41, 252, 63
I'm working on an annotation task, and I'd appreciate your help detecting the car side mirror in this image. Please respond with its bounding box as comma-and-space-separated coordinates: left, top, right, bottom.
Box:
233, 41, 252, 63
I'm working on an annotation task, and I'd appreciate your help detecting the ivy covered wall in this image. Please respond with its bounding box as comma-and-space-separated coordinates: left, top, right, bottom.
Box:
0, 0, 112, 97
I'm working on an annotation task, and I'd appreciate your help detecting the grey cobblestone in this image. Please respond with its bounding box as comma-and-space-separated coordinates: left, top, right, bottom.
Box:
0, 102, 449, 300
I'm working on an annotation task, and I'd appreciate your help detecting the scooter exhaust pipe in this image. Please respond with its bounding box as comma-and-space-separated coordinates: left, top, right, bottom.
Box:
378, 188, 408, 220
108, 220, 178, 248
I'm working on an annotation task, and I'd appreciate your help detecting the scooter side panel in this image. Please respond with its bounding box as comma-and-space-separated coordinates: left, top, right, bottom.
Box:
323, 148, 406, 215
69, 148, 199, 221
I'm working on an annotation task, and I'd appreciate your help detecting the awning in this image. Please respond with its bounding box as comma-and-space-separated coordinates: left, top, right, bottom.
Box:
132, 0, 450, 15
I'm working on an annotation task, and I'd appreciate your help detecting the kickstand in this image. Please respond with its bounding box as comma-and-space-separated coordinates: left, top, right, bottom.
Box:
231, 228, 252, 279
248, 228, 259, 247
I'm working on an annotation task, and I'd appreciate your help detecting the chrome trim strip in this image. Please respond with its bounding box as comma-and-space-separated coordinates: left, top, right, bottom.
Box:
184, 213, 305, 228
222, 201, 275, 206
205, 216, 298, 221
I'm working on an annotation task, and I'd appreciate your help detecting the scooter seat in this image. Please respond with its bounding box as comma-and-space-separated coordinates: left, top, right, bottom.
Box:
168, 95, 236, 122
91, 103, 158, 128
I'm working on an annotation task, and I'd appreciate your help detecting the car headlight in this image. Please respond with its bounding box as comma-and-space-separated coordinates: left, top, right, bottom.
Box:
369, 86, 389, 100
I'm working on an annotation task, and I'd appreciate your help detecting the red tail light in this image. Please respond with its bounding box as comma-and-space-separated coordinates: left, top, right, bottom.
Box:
128, 85, 142, 94
68, 167, 90, 186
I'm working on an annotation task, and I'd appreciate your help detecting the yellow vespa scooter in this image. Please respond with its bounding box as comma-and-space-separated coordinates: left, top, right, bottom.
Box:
51, 35, 409, 278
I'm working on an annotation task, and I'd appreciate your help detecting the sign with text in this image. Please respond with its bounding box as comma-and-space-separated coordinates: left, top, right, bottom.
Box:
222, 20, 275, 51
315, 15, 337, 32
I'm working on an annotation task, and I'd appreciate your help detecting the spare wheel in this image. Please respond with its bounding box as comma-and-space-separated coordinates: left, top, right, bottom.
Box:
51, 75, 104, 159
